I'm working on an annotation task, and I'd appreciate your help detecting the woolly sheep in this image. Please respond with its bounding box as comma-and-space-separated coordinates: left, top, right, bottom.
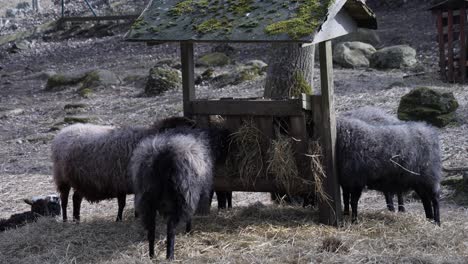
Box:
131, 126, 230, 259
342, 106, 406, 213
51, 117, 195, 222
0, 195, 61, 232
336, 117, 441, 224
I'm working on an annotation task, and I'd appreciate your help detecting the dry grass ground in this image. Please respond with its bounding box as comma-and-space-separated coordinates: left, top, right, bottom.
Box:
0, 175, 467, 264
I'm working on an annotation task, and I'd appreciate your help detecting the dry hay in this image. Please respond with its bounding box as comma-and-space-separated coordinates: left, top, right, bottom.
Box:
225, 118, 264, 185
0, 196, 467, 264
266, 134, 299, 194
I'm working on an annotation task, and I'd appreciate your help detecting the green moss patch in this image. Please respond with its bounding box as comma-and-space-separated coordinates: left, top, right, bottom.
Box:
265, 0, 333, 39
290, 71, 312, 97
45, 74, 83, 91
194, 18, 232, 34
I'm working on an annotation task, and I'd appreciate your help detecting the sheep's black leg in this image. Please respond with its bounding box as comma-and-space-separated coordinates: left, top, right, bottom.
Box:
342, 189, 350, 216
431, 194, 440, 226
116, 194, 126, 222
384, 192, 395, 212
58, 184, 70, 222
227, 192, 232, 209
397, 192, 405, 212
185, 219, 192, 234
166, 217, 180, 260
145, 209, 157, 259
421, 194, 434, 220
72, 191, 83, 222
350, 189, 362, 223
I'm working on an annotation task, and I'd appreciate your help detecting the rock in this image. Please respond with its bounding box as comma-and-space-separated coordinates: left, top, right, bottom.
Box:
210, 65, 263, 88
370, 45, 417, 69
335, 28, 381, 47
8, 40, 31, 53
123, 74, 147, 88
64, 115, 95, 124
78, 69, 121, 97
333, 41, 376, 68
0, 108, 24, 119
5, 9, 18, 18
211, 73, 240, 88
145, 65, 181, 96
195, 68, 215, 85
198, 52, 231, 67
64, 103, 88, 114
397, 87, 459, 127
28, 70, 57, 80
212, 44, 236, 56
441, 175, 464, 187
245, 60, 268, 73
155, 58, 181, 69
45, 73, 83, 91
16, 2, 31, 9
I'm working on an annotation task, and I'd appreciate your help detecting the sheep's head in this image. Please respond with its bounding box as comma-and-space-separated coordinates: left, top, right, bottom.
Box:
24, 195, 61, 217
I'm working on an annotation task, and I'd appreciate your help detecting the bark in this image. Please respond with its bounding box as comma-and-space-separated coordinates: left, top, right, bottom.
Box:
264, 43, 315, 99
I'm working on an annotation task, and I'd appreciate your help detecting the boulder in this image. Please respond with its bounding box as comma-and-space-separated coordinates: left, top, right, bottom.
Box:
333, 41, 376, 68
245, 60, 268, 73
370, 45, 417, 69
45, 73, 84, 91
78, 69, 121, 97
198, 52, 231, 67
397, 87, 459, 127
335, 28, 381, 47
144, 65, 181, 96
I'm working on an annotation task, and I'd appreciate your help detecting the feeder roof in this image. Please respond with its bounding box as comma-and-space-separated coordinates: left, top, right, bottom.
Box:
430, 0, 468, 11
125, 0, 377, 43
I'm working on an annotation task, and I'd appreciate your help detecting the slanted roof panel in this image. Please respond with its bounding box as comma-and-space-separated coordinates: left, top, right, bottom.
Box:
125, 0, 376, 43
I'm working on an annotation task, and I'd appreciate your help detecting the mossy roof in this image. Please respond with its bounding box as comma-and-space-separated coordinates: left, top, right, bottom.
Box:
125, 0, 376, 43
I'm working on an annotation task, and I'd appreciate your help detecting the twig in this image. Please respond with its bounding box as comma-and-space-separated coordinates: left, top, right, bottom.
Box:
390, 155, 420, 175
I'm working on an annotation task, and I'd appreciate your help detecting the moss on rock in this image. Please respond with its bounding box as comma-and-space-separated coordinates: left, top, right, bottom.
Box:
45, 74, 83, 91
145, 66, 182, 96
198, 52, 231, 67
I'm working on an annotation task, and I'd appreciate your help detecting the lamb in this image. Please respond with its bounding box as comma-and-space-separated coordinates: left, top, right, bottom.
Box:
131, 126, 230, 259
51, 116, 195, 222
336, 116, 442, 224
341, 106, 406, 213
0, 195, 61, 232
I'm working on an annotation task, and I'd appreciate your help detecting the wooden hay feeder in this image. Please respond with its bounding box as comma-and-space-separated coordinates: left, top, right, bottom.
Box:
126, 0, 377, 226
431, 0, 468, 83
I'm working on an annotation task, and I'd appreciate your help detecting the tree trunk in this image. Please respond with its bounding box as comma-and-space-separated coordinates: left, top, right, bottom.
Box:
264, 43, 315, 98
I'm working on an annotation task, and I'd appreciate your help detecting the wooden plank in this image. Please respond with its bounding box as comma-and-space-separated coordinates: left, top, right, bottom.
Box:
461, 6, 466, 83
191, 100, 304, 116
181, 42, 195, 117
448, 9, 455, 82
438, 11, 447, 81
58, 14, 138, 22
318, 41, 342, 226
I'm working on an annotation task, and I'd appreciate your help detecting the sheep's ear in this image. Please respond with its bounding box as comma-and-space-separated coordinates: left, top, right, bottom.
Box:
24, 198, 33, 205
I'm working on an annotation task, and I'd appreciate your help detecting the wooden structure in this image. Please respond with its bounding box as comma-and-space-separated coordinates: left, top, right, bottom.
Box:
57, 0, 138, 24
431, 0, 468, 83
126, 0, 377, 226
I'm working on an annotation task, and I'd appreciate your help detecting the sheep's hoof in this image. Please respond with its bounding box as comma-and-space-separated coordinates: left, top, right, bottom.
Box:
398, 206, 406, 212
343, 210, 349, 216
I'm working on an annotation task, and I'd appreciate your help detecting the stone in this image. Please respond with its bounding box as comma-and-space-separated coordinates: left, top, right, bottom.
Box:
6, 9, 19, 18
333, 41, 376, 68
212, 44, 236, 56
78, 69, 121, 97
397, 87, 459, 127
245, 60, 268, 73
370, 45, 417, 69
45, 73, 84, 91
0, 108, 24, 119
335, 28, 381, 47
8, 40, 31, 53
64, 115, 95, 124
145, 65, 181, 96
198, 52, 231, 67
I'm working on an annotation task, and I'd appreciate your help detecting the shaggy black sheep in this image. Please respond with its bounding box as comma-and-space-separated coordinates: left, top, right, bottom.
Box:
131, 126, 230, 259
51, 117, 195, 222
337, 117, 442, 224
342, 106, 406, 213
0, 195, 61, 232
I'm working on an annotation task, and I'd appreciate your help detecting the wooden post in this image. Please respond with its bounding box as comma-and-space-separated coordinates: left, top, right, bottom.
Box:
460, 5, 466, 83
180, 42, 195, 118
318, 41, 342, 226
437, 10, 446, 81
448, 9, 454, 82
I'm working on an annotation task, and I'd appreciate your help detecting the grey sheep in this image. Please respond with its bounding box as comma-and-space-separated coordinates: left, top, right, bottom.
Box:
51, 117, 195, 222
336, 116, 442, 224
341, 106, 406, 213
0, 195, 61, 232
131, 126, 230, 259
